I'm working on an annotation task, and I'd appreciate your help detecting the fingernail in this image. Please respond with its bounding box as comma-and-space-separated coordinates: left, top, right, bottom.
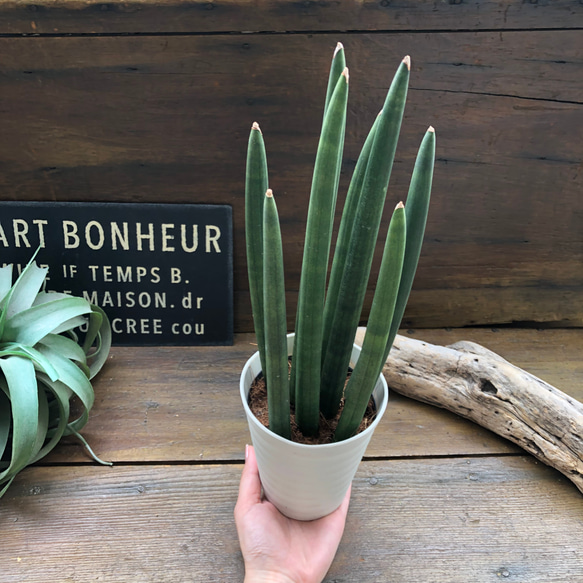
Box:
245, 444, 249, 460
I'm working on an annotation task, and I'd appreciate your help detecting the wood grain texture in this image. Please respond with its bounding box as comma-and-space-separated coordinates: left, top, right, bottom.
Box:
0, 31, 581, 329
1, 0, 582, 35
42, 329, 583, 464
1, 457, 582, 582
3, 329, 582, 581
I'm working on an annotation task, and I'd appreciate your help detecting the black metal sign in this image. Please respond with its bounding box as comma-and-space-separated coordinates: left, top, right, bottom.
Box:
0, 201, 233, 346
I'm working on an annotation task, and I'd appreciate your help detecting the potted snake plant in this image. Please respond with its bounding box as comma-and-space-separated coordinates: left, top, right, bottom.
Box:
0, 250, 112, 498
241, 43, 435, 520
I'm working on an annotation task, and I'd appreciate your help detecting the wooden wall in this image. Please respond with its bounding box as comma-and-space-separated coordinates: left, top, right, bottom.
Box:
0, 1, 581, 332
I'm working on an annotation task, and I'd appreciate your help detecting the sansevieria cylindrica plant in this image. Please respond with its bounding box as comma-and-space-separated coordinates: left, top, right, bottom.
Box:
0, 250, 112, 498
246, 44, 435, 441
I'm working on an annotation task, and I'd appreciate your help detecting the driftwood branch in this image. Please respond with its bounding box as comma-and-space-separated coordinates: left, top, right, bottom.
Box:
355, 330, 583, 494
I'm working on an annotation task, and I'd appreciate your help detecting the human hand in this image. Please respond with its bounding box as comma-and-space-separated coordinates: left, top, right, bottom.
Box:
234, 444, 351, 583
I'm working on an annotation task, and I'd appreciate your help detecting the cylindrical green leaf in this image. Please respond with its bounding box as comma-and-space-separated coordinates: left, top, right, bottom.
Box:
382, 126, 435, 364
293, 68, 349, 436
335, 203, 406, 441
246, 123, 269, 374
319, 57, 410, 419
263, 190, 291, 440
322, 112, 380, 362
290, 42, 347, 406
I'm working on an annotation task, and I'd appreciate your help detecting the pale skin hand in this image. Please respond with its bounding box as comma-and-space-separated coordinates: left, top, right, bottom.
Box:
234, 445, 351, 583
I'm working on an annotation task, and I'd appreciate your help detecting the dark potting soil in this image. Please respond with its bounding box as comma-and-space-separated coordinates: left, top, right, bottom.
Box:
248, 373, 377, 445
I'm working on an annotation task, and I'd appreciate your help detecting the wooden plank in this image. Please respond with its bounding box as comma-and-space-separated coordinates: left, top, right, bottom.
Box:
0, 33, 581, 329
2, 457, 582, 582
0, 0, 581, 35
41, 329, 583, 464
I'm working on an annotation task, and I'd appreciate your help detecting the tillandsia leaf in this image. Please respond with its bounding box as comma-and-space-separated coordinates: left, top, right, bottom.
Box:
51, 315, 89, 336
0, 342, 60, 381
30, 375, 70, 464
31, 291, 90, 334
335, 202, 406, 441
319, 56, 410, 420
0, 247, 42, 316
293, 67, 349, 437
0, 356, 39, 484
4, 258, 46, 320
382, 126, 436, 364
39, 334, 87, 366
262, 190, 291, 440
83, 306, 112, 379
0, 389, 11, 461
0, 265, 13, 305
3, 296, 92, 346
36, 344, 94, 412
65, 425, 112, 466
246, 122, 269, 375
82, 307, 102, 353
322, 112, 381, 362
33, 385, 50, 460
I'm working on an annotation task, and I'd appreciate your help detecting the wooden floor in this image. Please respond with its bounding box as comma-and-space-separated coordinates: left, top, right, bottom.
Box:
2, 329, 582, 582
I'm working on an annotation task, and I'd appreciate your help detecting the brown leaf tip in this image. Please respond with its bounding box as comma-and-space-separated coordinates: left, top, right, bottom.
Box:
265, 189, 273, 198
403, 55, 411, 70
428, 125, 435, 133
252, 121, 261, 133
342, 67, 349, 82
396, 201, 405, 210
334, 42, 344, 57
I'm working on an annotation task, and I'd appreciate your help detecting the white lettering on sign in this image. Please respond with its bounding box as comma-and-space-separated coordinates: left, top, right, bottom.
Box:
112, 318, 164, 335
0, 219, 223, 253
83, 290, 167, 309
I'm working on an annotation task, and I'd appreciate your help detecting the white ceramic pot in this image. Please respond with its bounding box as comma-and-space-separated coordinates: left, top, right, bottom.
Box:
240, 333, 389, 521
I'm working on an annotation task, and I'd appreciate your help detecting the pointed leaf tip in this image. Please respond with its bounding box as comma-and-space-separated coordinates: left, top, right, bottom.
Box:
396, 201, 405, 210
252, 122, 261, 132
334, 42, 344, 57
403, 55, 411, 70
342, 67, 349, 82
428, 125, 435, 133
265, 189, 273, 198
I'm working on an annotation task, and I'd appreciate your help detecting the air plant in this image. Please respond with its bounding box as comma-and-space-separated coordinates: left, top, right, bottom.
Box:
246, 44, 435, 441
0, 250, 112, 498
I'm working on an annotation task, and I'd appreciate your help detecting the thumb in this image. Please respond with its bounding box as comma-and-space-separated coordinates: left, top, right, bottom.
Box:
235, 445, 262, 518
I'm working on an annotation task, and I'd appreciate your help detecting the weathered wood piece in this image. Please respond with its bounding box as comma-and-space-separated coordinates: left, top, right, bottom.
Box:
360, 330, 583, 494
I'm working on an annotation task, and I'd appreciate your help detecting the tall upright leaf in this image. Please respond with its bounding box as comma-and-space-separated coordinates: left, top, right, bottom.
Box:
246, 123, 269, 374
293, 68, 349, 436
382, 126, 436, 364
262, 190, 291, 440
319, 57, 410, 419
335, 202, 406, 441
